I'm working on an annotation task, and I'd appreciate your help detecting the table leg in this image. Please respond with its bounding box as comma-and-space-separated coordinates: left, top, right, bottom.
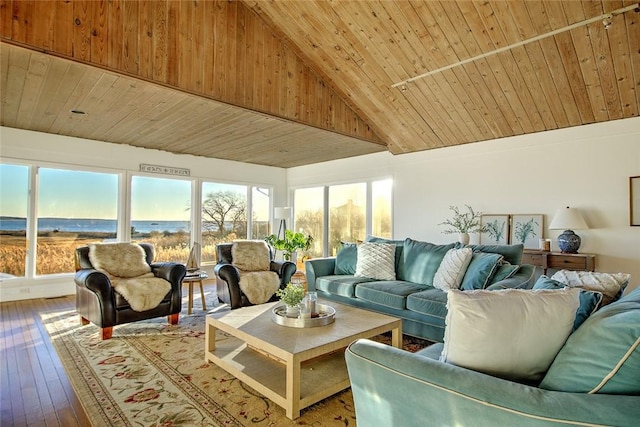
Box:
199, 280, 207, 310
205, 321, 216, 360
391, 325, 401, 348
285, 355, 302, 419
188, 283, 194, 315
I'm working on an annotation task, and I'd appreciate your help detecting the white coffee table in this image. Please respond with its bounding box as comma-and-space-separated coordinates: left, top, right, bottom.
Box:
204, 300, 401, 419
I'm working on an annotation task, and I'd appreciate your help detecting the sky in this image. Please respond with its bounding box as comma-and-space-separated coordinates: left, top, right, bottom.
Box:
0, 164, 197, 220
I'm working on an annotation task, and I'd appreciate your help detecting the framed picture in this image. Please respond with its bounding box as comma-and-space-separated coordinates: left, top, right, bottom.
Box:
510, 214, 543, 249
631, 176, 640, 226
480, 215, 510, 245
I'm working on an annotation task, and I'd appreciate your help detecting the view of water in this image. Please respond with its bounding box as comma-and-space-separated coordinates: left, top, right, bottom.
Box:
0, 217, 191, 234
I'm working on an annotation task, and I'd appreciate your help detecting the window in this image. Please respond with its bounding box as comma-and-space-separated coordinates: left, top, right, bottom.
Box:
0, 164, 29, 278
372, 179, 392, 239
36, 167, 118, 275
293, 179, 393, 257
251, 187, 271, 239
201, 182, 248, 264
293, 187, 325, 258
329, 183, 366, 255
131, 176, 192, 263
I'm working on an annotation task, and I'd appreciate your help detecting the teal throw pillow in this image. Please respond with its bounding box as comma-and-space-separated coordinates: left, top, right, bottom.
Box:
540, 288, 640, 394
400, 238, 455, 285
532, 276, 603, 331
334, 243, 358, 275
457, 243, 524, 265
460, 252, 503, 290
491, 261, 520, 283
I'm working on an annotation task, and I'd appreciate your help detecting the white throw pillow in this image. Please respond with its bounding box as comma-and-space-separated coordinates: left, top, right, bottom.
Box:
433, 248, 473, 291
441, 288, 581, 382
551, 270, 630, 305
354, 242, 396, 280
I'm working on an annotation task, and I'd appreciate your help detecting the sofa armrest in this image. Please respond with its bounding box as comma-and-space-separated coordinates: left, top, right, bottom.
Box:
270, 260, 297, 286
487, 264, 536, 290
304, 257, 336, 291
346, 339, 640, 427
151, 262, 186, 311
74, 269, 113, 298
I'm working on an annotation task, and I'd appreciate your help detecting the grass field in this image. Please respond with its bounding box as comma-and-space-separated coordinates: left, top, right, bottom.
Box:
0, 231, 222, 277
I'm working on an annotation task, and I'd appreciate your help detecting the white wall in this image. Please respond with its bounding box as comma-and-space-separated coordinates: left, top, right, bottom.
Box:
0, 127, 288, 301
288, 117, 640, 292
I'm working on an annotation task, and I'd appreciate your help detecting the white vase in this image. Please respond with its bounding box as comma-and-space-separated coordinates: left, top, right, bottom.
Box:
458, 232, 470, 245
288, 252, 298, 265
285, 304, 300, 318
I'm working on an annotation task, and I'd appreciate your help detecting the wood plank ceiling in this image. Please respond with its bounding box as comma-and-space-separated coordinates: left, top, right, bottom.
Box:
1, 1, 639, 168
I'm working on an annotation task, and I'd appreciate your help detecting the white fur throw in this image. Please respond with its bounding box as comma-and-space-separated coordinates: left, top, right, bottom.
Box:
110, 274, 171, 311
232, 240, 271, 271
89, 243, 151, 278
238, 271, 280, 304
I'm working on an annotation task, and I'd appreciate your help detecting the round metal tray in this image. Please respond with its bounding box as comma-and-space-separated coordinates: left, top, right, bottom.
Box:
271, 303, 336, 328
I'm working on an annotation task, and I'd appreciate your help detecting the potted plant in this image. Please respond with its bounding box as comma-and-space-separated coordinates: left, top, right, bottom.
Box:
264, 229, 313, 262
275, 282, 306, 317
439, 205, 486, 244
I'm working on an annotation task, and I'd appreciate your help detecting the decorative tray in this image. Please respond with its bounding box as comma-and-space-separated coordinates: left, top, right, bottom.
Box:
271, 303, 336, 328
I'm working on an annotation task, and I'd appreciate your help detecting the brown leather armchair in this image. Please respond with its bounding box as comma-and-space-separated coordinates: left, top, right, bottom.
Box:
74, 243, 186, 339
214, 242, 297, 309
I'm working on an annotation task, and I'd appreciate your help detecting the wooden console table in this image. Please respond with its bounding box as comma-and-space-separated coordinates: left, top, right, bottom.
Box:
522, 250, 596, 275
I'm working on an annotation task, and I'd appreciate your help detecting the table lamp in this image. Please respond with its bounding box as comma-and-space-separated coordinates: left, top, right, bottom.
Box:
549, 207, 588, 253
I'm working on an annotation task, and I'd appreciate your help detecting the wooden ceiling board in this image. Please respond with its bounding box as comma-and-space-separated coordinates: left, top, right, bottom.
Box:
1, 0, 639, 167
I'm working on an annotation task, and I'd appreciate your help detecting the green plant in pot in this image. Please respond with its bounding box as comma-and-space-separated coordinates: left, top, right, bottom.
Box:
276, 282, 306, 317
264, 230, 313, 262
439, 205, 487, 244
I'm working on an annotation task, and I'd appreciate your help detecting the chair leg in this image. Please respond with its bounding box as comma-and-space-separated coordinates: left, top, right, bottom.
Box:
79, 316, 90, 326
100, 327, 113, 340
168, 313, 179, 325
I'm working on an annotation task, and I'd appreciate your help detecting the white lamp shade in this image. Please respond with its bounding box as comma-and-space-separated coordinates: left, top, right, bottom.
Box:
549, 207, 588, 230
274, 207, 291, 219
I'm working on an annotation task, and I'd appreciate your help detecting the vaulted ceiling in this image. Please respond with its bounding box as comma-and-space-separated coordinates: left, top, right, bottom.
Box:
2, 1, 639, 168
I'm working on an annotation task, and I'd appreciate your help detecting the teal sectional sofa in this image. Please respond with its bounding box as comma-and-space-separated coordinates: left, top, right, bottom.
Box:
345, 287, 640, 426
305, 237, 535, 342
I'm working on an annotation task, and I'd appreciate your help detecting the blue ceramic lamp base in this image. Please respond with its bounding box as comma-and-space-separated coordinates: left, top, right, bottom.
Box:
557, 229, 581, 253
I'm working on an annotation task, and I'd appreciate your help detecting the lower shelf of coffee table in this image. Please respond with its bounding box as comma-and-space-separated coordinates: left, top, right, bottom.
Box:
205, 335, 350, 414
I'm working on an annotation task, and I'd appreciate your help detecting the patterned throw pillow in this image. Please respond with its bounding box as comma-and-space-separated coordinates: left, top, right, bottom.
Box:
432, 248, 473, 291
551, 270, 631, 305
354, 242, 396, 281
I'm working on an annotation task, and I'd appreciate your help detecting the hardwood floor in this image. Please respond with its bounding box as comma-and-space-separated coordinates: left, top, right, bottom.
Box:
1, 295, 91, 427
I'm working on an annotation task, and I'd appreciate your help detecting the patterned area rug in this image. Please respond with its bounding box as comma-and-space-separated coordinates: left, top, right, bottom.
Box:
42, 292, 431, 426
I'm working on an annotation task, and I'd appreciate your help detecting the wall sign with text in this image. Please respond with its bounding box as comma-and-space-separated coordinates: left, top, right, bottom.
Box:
139, 163, 190, 176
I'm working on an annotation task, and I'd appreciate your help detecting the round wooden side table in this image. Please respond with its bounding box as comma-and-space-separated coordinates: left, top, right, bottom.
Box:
183, 271, 208, 314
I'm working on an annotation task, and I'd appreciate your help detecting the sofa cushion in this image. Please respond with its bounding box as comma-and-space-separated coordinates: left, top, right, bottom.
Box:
355, 281, 431, 310
460, 252, 503, 290
457, 243, 524, 265
315, 275, 375, 298
355, 242, 396, 280
334, 243, 358, 275
441, 288, 580, 383
406, 288, 448, 320
433, 248, 473, 291
540, 288, 640, 394
400, 238, 455, 285
550, 270, 631, 305
533, 275, 603, 331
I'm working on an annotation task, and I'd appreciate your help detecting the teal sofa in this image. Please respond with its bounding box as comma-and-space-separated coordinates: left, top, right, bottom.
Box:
305, 237, 535, 342
345, 287, 640, 426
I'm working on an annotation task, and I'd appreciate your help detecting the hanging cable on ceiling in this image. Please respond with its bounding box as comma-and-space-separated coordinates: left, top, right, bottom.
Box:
391, 3, 640, 89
